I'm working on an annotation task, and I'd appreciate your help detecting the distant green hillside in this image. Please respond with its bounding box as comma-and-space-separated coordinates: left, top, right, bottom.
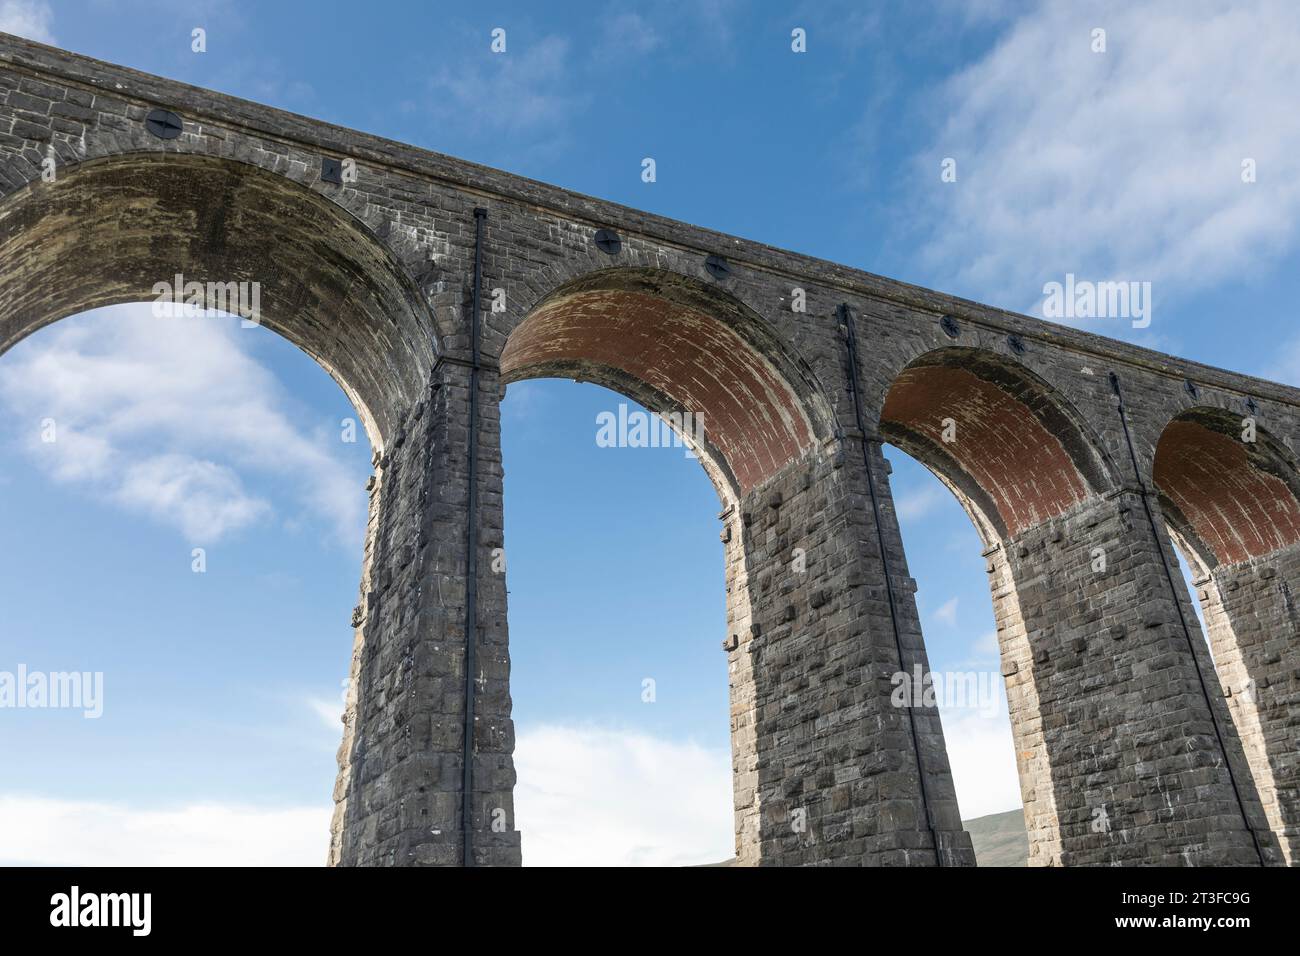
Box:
963, 808, 1028, 866
701, 807, 1029, 866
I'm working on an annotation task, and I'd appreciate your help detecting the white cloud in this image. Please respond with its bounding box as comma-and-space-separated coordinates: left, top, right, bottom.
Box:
941, 707, 1023, 819
0, 0, 54, 43
918, 0, 1300, 320
949, 628, 1003, 670
895, 482, 949, 521
514, 724, 733, 866
2, 725, 731, 867
0, 795, 329, 866
113, 453, 269, 542
933, 629, 1021, 821
515, 716, 1022, 858
932, 595, 960, 626
426, 34, 583, 138
0, 304, 366, 546
0, 716, 1019, 865
305, 692, 345, 733
599, 12, 662, 59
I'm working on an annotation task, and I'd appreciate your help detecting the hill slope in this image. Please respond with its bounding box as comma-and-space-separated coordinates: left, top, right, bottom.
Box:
963, 808, 1028, 866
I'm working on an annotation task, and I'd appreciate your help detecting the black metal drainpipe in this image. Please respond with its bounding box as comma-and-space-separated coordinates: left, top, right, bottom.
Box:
461, 207, 488, 867
839, 304, 944, 867
1108, 372, 1266, 866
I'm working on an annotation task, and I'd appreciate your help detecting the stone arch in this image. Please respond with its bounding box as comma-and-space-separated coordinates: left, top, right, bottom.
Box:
499, 266, 836, 504
875, 346, 1124, 865
878, 346, 1119, 543
1153, 405, 1300, 572
1152, 404, 1300, 863
496, 265, 839, 865
0, 151, 436, 446
0, 147, 446, 865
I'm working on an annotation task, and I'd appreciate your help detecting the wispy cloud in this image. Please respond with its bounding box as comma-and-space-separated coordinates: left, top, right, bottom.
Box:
931, 596, 960, 627
111, 453, 269, 542
304, 693, 345, 734
0, 0, 52, 41
408, 8, 738, 159
951, 628, 1002, 670
425, 34, 584, 140
895, 482, 949, 521
0, 305, 367, 547
915, 0, 1300, 323
0, 0, 54, 42
598, 12, 662, 60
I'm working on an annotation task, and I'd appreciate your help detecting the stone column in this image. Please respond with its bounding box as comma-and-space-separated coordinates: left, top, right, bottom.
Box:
330, 357, 520, 866
995, 488, 1280, 865
984, 540, 1063, 865
1195, 543, 1300, 863
725, 436, 975, 866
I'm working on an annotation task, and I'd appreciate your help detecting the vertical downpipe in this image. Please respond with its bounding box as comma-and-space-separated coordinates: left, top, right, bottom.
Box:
1108, 371, 1266, 866
461, 207, 488, 867
839, 304, 944, 867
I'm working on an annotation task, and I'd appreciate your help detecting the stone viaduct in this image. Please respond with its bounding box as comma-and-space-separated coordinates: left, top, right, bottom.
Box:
1, 33, 1296, 867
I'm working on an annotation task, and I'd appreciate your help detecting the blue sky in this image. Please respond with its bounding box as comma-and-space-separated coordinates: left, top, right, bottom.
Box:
2, 0, 1298, 865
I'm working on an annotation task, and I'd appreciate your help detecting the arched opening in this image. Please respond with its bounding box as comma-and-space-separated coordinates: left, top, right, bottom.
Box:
880, 348, 1113, 544
0, 153, 435, 864
499, 268, 833, 865
879, 346, 1118, 865
1153, 407, 1300, 862
500, 268, 830, 503
0, 301, 374, 864
1154, 408, 1300, 572
0, 152, 435, 445
498, 378, 733, 865
880, 446, 1025, 864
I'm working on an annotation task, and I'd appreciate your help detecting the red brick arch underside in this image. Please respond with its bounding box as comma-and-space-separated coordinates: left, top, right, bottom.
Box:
880, 349, 1113, 540
500, 271, 824, 497
1154, 409, 1300, 568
